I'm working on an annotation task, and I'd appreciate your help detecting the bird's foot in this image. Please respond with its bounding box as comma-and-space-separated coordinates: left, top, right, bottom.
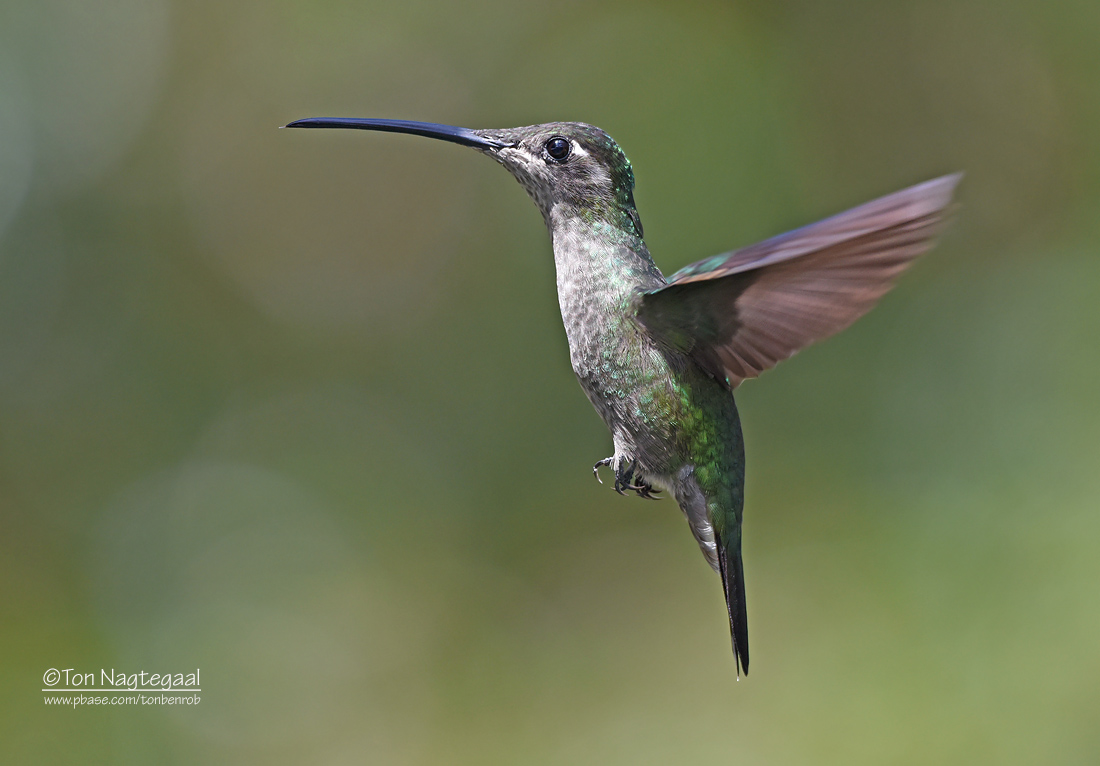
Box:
593, 456, 661, 499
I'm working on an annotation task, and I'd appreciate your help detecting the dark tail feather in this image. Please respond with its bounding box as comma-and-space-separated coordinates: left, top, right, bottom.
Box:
717, 530, 749, 675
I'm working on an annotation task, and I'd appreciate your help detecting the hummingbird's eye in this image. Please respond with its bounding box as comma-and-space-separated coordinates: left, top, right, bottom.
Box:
544, 137, 572, 162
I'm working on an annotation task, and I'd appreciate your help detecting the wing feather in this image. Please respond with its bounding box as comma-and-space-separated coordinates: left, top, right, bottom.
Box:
637, 175, 960, 388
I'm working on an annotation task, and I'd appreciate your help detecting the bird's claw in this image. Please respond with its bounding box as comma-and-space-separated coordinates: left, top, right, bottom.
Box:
593, 456, 661, 499
593, 457, 614, 484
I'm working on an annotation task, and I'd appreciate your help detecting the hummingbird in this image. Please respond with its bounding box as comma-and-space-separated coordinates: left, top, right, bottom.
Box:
284, 117, 959, 675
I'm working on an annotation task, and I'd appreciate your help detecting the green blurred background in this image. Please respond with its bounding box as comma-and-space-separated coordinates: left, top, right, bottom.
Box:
2, 0, 1099, 763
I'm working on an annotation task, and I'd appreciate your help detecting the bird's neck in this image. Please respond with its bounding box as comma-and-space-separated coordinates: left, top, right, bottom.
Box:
547, 205, 666, 321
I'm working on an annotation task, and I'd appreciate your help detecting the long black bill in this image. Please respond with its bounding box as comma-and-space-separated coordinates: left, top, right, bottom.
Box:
283, 118, 510, 150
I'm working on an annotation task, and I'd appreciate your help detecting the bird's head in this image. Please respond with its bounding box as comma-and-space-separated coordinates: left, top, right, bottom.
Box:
284, 118, 642, 236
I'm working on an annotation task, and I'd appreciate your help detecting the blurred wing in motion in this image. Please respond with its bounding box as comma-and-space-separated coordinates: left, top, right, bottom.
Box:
636, 174, 961, 388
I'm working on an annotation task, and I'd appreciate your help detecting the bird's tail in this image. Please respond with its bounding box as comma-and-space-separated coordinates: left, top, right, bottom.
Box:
717, 528, 749, 675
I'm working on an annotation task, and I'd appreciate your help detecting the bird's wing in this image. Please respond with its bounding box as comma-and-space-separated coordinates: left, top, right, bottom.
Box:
635, 174, 960, 388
